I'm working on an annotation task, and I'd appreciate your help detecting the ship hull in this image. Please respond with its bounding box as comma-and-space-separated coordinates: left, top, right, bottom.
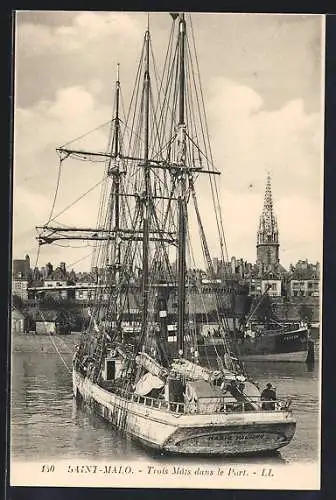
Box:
73, 370, 296, 456
189, 327, 311, 363
240, 349, 308, 362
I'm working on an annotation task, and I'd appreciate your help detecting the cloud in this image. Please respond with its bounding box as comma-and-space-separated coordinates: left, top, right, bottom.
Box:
220, 190, 322, 267
13, 72, 323, 271
13, 85, 114, 266
15, 85, 111, 161
186, 184, 322, 271
201, 77, 323, 267
277, 195, 322, 262
17, 12, 142, 56
207, 77, 322, 201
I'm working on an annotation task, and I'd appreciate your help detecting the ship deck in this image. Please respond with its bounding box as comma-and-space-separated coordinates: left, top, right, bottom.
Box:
73, 370, 296, 456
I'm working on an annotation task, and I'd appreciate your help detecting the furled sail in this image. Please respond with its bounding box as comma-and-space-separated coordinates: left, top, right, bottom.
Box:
135, 372, 165, 396
171, 358, 246, 383
135, 352, 169, 379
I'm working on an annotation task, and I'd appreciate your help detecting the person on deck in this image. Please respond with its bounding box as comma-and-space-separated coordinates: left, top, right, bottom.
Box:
261, 383, 277, 410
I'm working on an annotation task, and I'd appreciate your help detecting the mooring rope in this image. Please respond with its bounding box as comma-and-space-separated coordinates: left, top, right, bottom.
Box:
38, 309, 72, 374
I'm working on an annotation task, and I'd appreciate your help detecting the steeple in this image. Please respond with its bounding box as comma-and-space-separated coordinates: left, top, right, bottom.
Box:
264, 172, 273, 212
256, 173, 279, 272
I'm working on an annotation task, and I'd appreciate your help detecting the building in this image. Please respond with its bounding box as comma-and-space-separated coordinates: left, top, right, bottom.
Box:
288, 259, 320, 297
44, 278, 68, 289
42, 263, 70, 299
261, 279, 282, 297
13, 254, 31, 278
32, 267, 42, 281
248, 278, 261, 297
12, 278, 29, 300
43, 279, 68, 299
31, 310, 61, 334
35, 318, 57, 334
256, 174, 281, 275
11, 307, 27, 333
290, 259, 320, 279
289, 278, 319, 297
74, 281, 96, 301
12, 254, 32, 300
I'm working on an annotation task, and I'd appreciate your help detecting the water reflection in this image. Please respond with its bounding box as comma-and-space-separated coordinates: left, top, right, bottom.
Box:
11, 351, 320, 464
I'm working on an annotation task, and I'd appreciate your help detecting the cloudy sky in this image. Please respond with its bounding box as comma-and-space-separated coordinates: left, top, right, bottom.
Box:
13, 11, 324, 271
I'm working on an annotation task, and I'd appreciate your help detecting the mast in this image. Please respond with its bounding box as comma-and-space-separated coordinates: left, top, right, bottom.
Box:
112, 64, 121, 281
177, 13, 187, 357
114, 63, 121, 233
141, 28, 151, 337
108, 63, 122, 328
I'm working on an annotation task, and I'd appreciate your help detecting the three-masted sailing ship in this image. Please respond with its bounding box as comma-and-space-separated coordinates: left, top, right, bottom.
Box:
37, 13, 296, 455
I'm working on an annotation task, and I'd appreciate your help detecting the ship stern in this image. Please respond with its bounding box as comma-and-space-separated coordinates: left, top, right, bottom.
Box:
162, 413, 296, 456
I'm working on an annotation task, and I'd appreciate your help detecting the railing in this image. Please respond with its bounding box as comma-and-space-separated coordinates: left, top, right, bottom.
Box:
252, 324, 306, 335
109, 386, 185, 412
105, 385, 291, 415
196, 398, 290, 414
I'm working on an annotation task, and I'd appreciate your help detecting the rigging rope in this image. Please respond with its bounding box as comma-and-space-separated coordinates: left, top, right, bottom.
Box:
47, 177, 107, 224
189, 16, 230, 265
58, 119, 114, 150
68, 252, 92, 268
45, 157, 63, 225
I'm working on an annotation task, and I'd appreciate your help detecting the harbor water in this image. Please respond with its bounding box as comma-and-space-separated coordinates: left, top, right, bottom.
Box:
10, 342, 320, 465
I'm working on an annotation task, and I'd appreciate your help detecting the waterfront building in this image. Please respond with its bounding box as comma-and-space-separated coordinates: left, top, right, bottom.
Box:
12, 278, 29, 300
35, 311, 57, 334
248, 278, 262, 297
42, 262, 71, 299
13, 254, 31, 277
74, 284, 92, 301
12, 259, 26, 276
69, 269, 77, 282
11, 307, 27, 333
74, 278, 96, 301
289, 279, 319, 297
261, 278, 282, 297
288, 259, 320, 297
12, 254, 32, 300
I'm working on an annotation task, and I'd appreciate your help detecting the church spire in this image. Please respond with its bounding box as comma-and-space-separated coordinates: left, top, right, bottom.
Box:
258, 172, 278, 243
264, 172, 273, 211
256, 173, 280, 272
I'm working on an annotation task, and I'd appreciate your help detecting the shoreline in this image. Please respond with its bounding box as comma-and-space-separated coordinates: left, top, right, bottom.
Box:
12, 332, 82, 354
12, 329, 319, 356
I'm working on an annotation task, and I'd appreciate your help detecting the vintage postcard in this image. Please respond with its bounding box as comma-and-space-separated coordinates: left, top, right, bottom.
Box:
10, 11, 323, 490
